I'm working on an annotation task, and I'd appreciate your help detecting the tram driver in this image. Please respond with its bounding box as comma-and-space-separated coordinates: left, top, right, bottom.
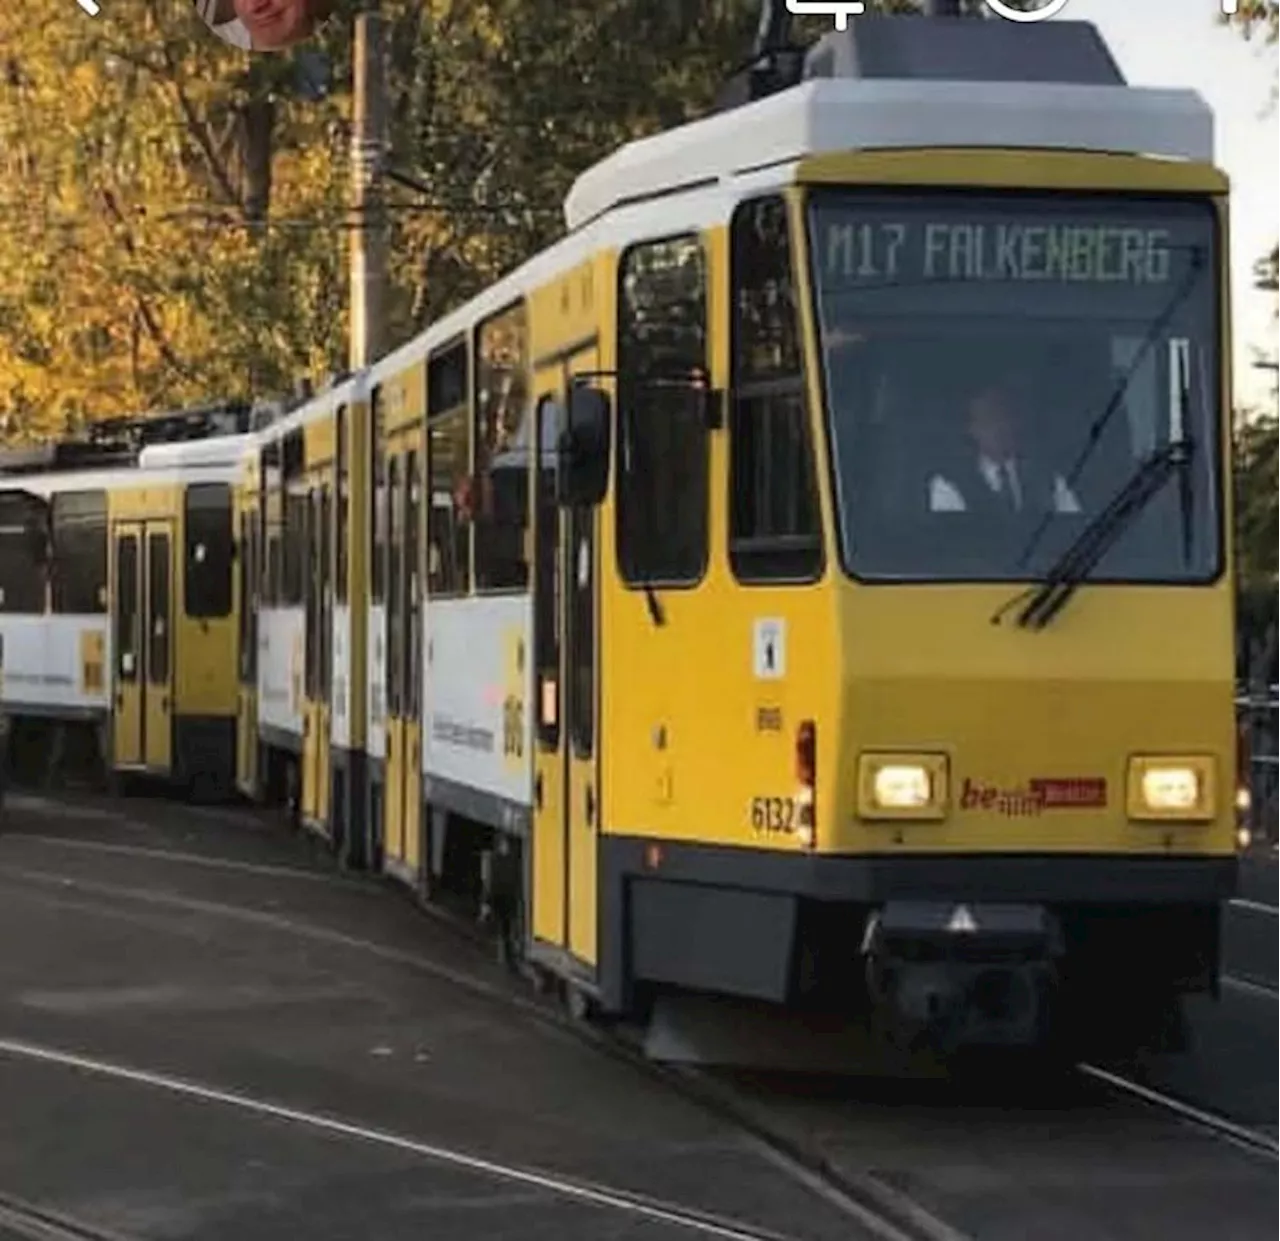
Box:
928, 371, 1081, 516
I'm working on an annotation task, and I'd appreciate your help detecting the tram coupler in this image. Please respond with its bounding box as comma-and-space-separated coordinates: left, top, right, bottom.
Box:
861, 901, 1063, 1054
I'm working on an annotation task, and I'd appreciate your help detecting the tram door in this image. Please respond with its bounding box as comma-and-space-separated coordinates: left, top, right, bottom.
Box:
530, 356, 601, 968
112, 525, 143, 766
383, 449, 423, 879
236, 504, 260, 797
302, 482, 332, 831
112, 520, 173, 772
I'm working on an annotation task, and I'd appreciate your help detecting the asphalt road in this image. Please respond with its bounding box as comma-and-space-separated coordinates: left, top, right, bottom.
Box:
0, 795, 870, 1241
0, 792, 1274, 1241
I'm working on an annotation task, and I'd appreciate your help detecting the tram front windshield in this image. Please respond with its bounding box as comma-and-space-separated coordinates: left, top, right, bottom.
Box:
808, 191, 1222, 584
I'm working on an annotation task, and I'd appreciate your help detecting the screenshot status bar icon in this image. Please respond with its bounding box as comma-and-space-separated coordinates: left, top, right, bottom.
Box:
784, 2, 1244, 27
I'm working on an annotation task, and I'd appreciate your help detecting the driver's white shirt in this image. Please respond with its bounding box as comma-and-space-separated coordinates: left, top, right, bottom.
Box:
929, 456, 1081, 513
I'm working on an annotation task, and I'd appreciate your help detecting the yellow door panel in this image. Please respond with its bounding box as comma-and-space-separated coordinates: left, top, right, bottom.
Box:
403, 718, 420, 872
384, 716, 405, 864
302, 700, 322, 823
532, 742, 566, 946
529, 382, 567, 952
143, 525, 173, 773
313, 701, 327, 829
112, 524, 143, 768
565, 475, 599, 966
237, 687, 258, 796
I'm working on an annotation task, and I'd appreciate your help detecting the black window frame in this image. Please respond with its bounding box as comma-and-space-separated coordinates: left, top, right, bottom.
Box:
335, 403, 349, 606
473, 299, 531, 594
615, 232, 711, 590
426, 337, 473, 599
371, 385, 386, 605
728, 195, 825, 584
51, 489, 107, 614
184, 482, 234, 618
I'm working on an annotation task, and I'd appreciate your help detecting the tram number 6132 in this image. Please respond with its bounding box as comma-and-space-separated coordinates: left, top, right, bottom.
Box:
750, 796, 796, 835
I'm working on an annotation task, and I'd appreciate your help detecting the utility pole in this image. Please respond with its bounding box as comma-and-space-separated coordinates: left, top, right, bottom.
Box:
349, 9, 387, 372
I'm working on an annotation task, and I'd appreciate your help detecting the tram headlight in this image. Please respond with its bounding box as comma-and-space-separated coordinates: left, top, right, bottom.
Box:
857, 753, 948, 820
1127, 756, 1214, 821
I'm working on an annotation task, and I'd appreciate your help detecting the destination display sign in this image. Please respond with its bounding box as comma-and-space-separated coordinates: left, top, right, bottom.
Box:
820, 216, 1182, 288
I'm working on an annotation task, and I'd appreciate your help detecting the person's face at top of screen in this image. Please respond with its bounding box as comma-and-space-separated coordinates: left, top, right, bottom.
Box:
233, 0, 311, 49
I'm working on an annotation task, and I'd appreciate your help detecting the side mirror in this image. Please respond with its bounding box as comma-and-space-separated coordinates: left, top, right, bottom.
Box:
555, 384, 611, 508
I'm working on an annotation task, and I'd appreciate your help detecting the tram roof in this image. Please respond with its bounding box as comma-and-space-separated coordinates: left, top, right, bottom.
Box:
565, 29, 1214, 232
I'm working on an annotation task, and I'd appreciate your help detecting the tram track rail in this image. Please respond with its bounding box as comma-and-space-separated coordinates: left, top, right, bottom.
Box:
1, 793, 1275, 1241
0, 1192, 136, 1241
0, 803, 950, 1241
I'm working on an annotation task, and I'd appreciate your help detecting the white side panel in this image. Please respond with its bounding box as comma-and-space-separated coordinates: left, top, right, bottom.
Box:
423, 596, 532, 808
0, 615, 110, 715
331, 605, 351, 751
257, 607, 305, 741
366, 603, 385, 761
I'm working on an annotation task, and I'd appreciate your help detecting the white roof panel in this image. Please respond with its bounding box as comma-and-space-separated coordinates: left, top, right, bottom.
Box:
137, 431, 259, 472
565, 79, 1215, 231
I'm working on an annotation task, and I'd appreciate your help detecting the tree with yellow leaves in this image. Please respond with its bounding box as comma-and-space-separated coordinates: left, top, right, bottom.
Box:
0, 1, 1031, 442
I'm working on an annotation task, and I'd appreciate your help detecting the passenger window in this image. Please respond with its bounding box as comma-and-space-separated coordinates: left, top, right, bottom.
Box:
730, 195, 822, 582
115, 533, 138, 680
474, 301, 530, 592
371, 386, 386, 605
405, 449, 422, 716
184, 483, 233, 617
616, 234, 709, 586
51, 489, 107, 613
147, 530, 170, 685
387, 454, 403, 715
282, 431, 306, 608
0, 490, 48, 613
238, 510, 257, 684
427, 341, 472, 597
335, 403, 349, 605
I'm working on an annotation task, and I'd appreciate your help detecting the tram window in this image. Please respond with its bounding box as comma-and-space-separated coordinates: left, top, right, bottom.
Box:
427, 406, 471, 597
238, 512, 256, 683
729, 196, 822, 582
428, 340, 467, 414
532, 396, 562, 748
265, 528, 281, 606
387, 454, 403, 716
184, 483, 233, 618
51, 489, 107, 613
115, 533, 138, 680
371, 386, 386, 605
616, 233, 709, 586
147, 530, 170, 684
474, 302, 530, 593
406, 450, 422, 716
335, 404, 349, 605
0, 490, 48, 613
284, 486, 306, 607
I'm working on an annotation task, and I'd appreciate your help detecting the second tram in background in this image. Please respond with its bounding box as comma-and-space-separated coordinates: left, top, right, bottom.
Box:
0, 406, 249, 800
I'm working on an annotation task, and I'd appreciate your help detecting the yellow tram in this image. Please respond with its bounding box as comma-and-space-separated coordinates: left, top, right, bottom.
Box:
3, 8, 1241, 1067
247, 11, 1237, 1062
0, 405, 250, 798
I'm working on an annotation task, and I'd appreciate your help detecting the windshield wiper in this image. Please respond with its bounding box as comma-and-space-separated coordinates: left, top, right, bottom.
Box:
1015, 247, 1206, 575
997, 438, 1193, 631
998, 333, 1198, 631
